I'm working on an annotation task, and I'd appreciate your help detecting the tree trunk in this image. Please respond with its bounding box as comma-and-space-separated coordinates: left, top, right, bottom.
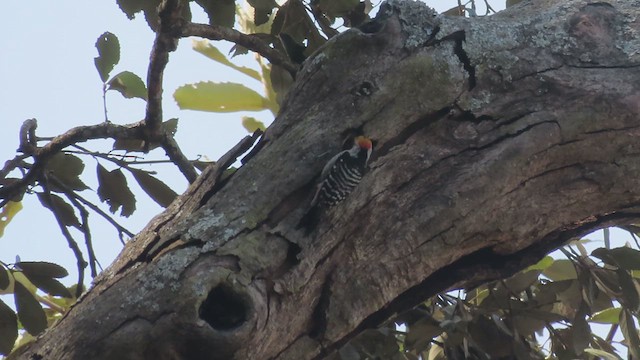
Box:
15, 0, 640, 358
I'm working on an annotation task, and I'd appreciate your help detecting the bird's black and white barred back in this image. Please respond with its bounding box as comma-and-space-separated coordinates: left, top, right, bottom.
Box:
311, 137, 371, 207
298, 136, 373, 233
315, 155, 365, 206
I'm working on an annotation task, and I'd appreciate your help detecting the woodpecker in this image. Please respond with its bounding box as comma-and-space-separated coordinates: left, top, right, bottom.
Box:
299, 136, 373, 232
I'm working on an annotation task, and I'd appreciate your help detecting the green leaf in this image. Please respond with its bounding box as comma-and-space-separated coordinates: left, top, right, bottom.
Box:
590, 307, 621, 324
112, 138, 147, 152
0, 201, 22, 238
21, 274, 72, 298
116, 0, 175, 31
616, 268, 639, 310
192, 40, 261, 81
0, 299, 18, 355
142, 0, 165, 31
571, 304, 591, 355
144, 118, 180, 150
503, 269, 540, 294
36, 193, 81, 228
129, 168, 178, 208
620, 309, 640, 359
195, 0, 236, 28
0, 267, 8, 290
271, 0, 311, 42
269, 64, 294, 108
94, 32, 120, 83
45, 153, 89, 192
174, 82, 269, 113
526, 256, 554, 272
593, 247, 640, 270
247, 0, 278, 25
279, 33, 306, 64
116, 0, 145, 19
583, 348, 622, 360
17, 262, 68, 279
542, 259, 577, 281
404, 317, 443, 350
96, 164, 136, 217
13, 282, 47, 336
241, 116, 266, 133
107, 71, 148, 100
163, 118, 179, 136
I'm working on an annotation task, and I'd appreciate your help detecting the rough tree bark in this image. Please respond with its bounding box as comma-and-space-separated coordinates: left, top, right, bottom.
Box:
15, 0, 640, 358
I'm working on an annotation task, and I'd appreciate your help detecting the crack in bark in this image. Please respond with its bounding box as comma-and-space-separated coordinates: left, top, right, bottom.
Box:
488, 111, 536, 132
511, 65, 564, 82
565, 63, 640, 70
531, 138, 584, 157
583, 124, 640, 135
309, 270, 335, 342
504, 163, 585, 197
98, 310, 172, 345
414, 224, 456, 252
438, 30, 476, 90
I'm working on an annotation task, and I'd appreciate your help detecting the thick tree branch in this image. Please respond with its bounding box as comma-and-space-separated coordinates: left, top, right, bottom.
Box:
0, 121, 146, 207
144, 0, 198, 183
17, 118, 38, 154
182, 22, 299, 76
145, 0, 180, 133
160, 133, 198, 183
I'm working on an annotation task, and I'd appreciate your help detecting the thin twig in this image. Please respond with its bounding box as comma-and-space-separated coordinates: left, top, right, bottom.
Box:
0, 154, 30, 180
145, 0, 181, 133
67, 147, 202, 166
605, 323, 618, 343
40, 178, 86, 298
35, 293, 67, 314
63, 191, 99, 277
66, 146, 146, 174
182, 22, 298, 76
102, 84, 109, 122
48, 175, 133, 243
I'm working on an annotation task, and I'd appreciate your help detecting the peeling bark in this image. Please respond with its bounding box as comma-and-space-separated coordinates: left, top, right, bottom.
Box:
14, 0, 640, 359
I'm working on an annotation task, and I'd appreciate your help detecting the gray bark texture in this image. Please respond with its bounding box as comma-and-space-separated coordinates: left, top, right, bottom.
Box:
15, 0, 640, 358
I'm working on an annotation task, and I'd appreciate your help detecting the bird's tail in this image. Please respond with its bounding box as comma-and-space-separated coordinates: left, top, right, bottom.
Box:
296, 205, 321, 235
